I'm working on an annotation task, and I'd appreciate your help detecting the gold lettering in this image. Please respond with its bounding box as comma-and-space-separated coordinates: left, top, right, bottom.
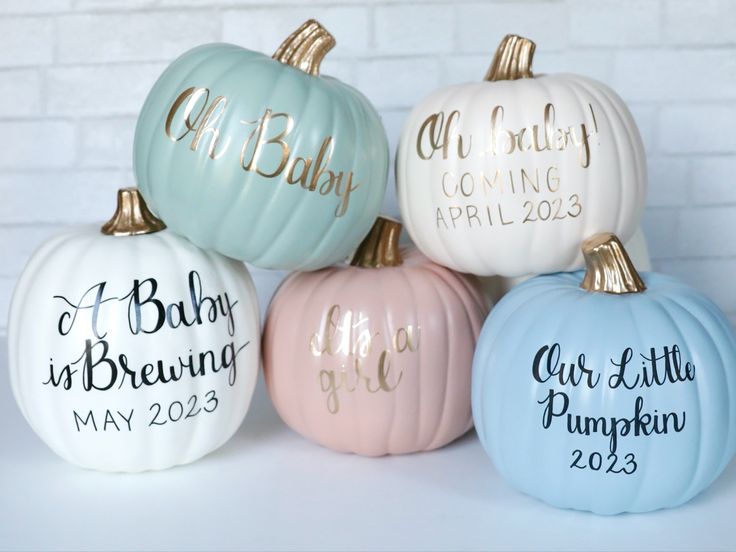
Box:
190, 96, 230, 159
441, 171, 457, 197
165, 87, 230, 159
240, 109, 293, 177
420, 102, 599, 168
165, 88, 363, 219
416, 110, 471, 160
311, 305, 418, 413
377, 351, 403, 392
546, 165, 560, 192
416, 112, 446, 160
165, 87, 208, 141
286, 156, 311, 186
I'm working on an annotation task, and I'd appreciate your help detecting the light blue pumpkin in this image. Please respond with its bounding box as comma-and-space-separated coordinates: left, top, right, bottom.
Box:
133, 20, 388, 270
472, 234, 736, 514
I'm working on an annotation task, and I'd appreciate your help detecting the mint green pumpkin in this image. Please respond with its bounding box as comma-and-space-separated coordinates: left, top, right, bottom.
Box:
133, 20, 389, 270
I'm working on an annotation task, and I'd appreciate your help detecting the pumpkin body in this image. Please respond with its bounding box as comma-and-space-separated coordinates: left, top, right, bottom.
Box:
472, 270, 736, 514
396, 69, 646, 277
263, 248, 489, 456
8, 225, 260, 472
134, 37, 389, 271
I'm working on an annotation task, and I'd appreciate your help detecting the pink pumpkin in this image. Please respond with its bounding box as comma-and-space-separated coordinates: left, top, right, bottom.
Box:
263, 217, 490, 456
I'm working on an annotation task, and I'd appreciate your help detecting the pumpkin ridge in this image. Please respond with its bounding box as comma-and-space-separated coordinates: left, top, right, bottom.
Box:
654, 294, 711, 505
148, 45, 233, 241
318, 79, 385, 270
579, 74, 647, 242
568, 75, 630, 247
658, 290, 736, 502
192, 50, 272, 253
229, 63, 313, 265
286, 77, 358, 266
427, 265, 478, 450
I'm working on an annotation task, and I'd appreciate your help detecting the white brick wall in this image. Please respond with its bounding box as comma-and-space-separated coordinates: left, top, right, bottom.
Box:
1, 0, 735, 334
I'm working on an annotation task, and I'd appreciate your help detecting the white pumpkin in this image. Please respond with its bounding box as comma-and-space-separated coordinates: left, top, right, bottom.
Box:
396, 34, 647, 277
8, 188, 260, 472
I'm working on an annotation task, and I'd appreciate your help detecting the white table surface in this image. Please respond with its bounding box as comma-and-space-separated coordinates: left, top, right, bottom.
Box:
1, 337, 735, 552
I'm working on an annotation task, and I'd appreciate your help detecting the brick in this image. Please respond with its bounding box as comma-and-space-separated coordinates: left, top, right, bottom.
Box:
379, 108, 408, 159
0, 225, 65, 277
0, 276, 15, 334
0, 170, 132, 224
355, 57, 441, 110
534, 50, 615, 86
0, 121, 75, 169
441, 51, 618, 94
222, 7, 370, 57
646, 157, 690, 207
689, 156, 736, 205
614, 49, 736, 102
0, 69, 42, 116
0, 17, 53, 67
0, 0, 70, 13
627, 104, 657, 154
456, 2, 568, 54
659, 106, 736, 154
75, 0, 157, 9
641, 208, 680, 259
677, 206, 736, 257
442, 55, 488, 85
663, 0, 736, 45
58, 12, 220, 64
320, 59, 355, 86
656, 258, 736, 312
375, 4, 454, 55
569, 0, 660, 46
79, 118, 137, 168
47, 63, 166, 116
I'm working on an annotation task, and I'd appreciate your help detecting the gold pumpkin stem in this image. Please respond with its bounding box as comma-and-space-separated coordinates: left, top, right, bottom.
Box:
272, 19, 336, 76
101, 187, 166, 236
351, 217, 403, 268
484, 34, 536, 81
580, 233, 646, 294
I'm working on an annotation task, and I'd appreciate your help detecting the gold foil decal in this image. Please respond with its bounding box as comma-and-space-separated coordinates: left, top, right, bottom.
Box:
165, 87, 230, 159
240, 109, 294, 177
310, 304, 420, 414
414, 102, 601, 231
416, 103, 598, 169
164, 87, 362, 217
416, 110, 472, 161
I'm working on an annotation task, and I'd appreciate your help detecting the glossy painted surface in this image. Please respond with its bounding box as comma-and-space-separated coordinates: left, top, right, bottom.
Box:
263, 248, 490, 456
134, 44, 389, 270
397, 73, 647, 277
8, 226, 260, 472
473, 270, 736, 514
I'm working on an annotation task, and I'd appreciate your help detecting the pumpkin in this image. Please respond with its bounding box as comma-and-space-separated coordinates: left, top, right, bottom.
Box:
133, 19, 389, 271
8, 188, 260, 472
263, 217, 489, 456
396, 34, 647, 277
472, 233, 736, 514
481, 226, 652, 303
